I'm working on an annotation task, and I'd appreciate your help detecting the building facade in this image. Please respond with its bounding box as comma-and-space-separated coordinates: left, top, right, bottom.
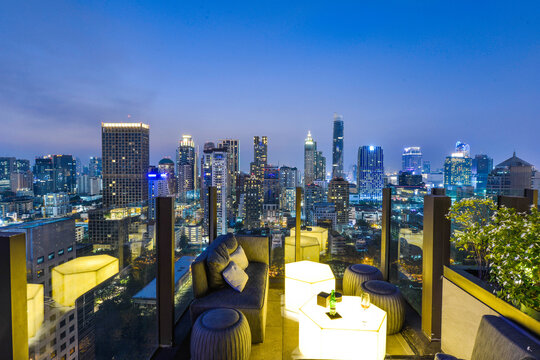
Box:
328, 177, 349, 225
357, 145, 384, 202
102, 123, 150, 208
176, 135, 196, 201
332, 113, 344, 179
402, 147, 422, 175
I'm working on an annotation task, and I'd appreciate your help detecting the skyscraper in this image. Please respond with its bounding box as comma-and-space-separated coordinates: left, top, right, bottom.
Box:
402, 147, 422, 175
328, 177, 349, 225
472, 154, 493, 195
176, 135, 196, 201
357, 145, 384, 202
217, 139, 240, 216
279, 166, 298, 189
315, 150, 326, 182
201, 145, 228, 235
263, 165, 280, 205
304, 131, 316, 185
304, 183, 325, 225
158, 158, 176, 196
244, 175, 262, 229
444, 142, 473, 190
250, 136, 267, 180
332, 113, 344, 179
101, 122, 150, 208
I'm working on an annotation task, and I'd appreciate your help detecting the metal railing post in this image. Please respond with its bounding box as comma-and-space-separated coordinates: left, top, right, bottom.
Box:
422, 194, 451, 342
524, 189, 538, 208
381, 188, 391, 280
156, 197, 175, 347
295, 187, 302, 262
0, 232, 28, 360
208, 186, 217, 243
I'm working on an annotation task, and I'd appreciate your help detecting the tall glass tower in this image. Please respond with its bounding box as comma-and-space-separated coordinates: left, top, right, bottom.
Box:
402, 147, 422, 175
332, 113, 344, 179
176, 135, 196, 201
357, 145, 384, 202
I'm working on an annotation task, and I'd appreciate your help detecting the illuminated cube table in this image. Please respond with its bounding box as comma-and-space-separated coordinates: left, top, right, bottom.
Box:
284, 236, 320, 263
298, 295, 387, 360
290, 226, 328, 253
27, 283, 44, 338
285, 261, 335, 313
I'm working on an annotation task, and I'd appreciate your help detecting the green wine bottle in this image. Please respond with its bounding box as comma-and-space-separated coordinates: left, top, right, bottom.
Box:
330, 290, 336, 316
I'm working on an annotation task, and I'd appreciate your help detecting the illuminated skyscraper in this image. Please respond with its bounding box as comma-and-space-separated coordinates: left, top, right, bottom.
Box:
444, 153, 472, 189
455, 141, 471, 157
332, 113, 344, 179
201, 145, 228, 235
244, 175, 263, 229
305, 183, 325, 225
357, 145, 384, 202
250, 136, 267, 180
472, 154, 493, 194
218, 139, 240, 216
176, 135, 196, 201
328, 177, 349, 225
402, 147, 422, 175
487, 152, 533, 196
102, 123, 149, 208
304, 131, 326, 185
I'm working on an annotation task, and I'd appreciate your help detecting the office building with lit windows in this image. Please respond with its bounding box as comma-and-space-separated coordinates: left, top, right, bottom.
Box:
250, 136, 267, 180
101, 123, 150, 208
357, 145, 384, 202
201, 145, 228, 235
402, 147, 422, 175
472, 154, 493, 195
328, 177, 349, 225
176, 135, 196, 201
444, 153, 472, 189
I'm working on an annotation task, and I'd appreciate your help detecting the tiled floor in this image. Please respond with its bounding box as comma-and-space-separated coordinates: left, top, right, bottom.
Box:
250, 288, 415, 359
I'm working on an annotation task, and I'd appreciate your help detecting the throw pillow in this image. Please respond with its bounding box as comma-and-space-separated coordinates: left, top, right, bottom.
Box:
222, 261, 249, 292
207, 242, 230, 289
230, 244, 249, 270
222, 233, 238, 254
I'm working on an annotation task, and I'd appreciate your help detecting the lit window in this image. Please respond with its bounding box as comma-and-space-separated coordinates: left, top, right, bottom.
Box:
48, 252, 55, 260
58, 249, 64, 256
37, 256, 44, 264
67, 246, 73, 252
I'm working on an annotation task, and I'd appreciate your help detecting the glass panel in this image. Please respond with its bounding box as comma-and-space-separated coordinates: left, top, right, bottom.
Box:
389, 187, 427, 314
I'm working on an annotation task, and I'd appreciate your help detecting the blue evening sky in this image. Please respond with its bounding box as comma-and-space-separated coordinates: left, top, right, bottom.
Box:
1, 1, 539, 173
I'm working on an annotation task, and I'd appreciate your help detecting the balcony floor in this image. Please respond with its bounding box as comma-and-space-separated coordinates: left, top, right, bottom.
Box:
164, 284, 439, 360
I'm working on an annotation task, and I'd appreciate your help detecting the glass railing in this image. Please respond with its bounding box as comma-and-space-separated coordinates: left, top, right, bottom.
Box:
389, 186, 428, 314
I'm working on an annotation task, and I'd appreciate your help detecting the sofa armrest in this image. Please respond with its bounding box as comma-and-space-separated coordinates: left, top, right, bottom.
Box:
191, 257, 209, 298
237, 236, 269, 265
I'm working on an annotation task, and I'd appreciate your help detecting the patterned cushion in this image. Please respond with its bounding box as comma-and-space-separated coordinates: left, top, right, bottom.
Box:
207, 242, 230, 289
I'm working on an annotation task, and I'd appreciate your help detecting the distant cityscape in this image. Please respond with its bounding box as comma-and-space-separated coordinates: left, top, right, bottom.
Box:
1, 114, 539, 360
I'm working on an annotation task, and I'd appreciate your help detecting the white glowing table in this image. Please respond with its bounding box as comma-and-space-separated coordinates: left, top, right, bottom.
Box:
298, 295, 387, 360
285, 261, 335, 313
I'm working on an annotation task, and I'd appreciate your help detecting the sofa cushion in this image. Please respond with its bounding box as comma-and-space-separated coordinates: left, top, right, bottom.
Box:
193, 262, 268, 310
222, 233, 239, 254
207, 242, 230, 289
223, 261, 249, 292
230, 245, 249, 270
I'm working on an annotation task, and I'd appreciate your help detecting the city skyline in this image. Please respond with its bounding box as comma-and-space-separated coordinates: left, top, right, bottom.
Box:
1, 2, 539, 171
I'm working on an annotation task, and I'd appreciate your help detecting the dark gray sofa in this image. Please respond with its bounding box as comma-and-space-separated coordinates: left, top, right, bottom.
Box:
436, 315, 539, 360
190, 234, 269, 343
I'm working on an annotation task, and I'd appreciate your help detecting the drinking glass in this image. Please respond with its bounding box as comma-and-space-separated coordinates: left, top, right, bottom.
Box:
360, 292, 370, 325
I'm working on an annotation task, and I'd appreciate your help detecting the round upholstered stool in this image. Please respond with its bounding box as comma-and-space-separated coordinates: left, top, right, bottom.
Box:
360, 280, 406, 334
191, 308, 251, 360
343, 264, 383, 296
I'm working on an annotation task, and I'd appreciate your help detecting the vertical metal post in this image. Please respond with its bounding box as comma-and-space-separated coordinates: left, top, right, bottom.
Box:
0, 232, 28, 360
157, 197, 175, 347
422, 194, 451, 341
497, 195, 530, 213
295, 187, 302, 262
208, 186, 217, 243
381, 188, 391, 280
524, 189, 538, 208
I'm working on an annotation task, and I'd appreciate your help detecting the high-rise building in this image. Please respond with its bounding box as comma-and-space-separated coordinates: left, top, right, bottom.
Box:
244, 175, 262, 229
218, 139, 240, 216
279, 166, 298, 189
43, 192, 70, 217
33, 155, 77, 195
472, 154, 493, 195
402, 147, 422, 175
304, 131, 316, 185
444, 150, 472, 190
422, 160, 431, 174
33, 157, 55, 195
89, 156, 102, 177
201, 145, 228, 235
102, 123, 150, 208
455, 141, 471, 157
332, 113, 344, 179
357, 146, 384, 202
328, 177, 349, 225
487, 152, 533, 196
147, 167, 171, 220
263, 165, 280, 205
158, 158, 176, 196
250, 136, 267, 180
177, 135, 196, 201
315, 150, 326, 182
304, 183, 325, 225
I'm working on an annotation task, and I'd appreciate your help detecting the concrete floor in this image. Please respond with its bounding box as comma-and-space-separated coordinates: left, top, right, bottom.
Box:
250, 288, 415, 359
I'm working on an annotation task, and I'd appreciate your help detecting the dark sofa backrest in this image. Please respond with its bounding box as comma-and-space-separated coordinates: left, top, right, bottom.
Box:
471, 315, 540, 360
